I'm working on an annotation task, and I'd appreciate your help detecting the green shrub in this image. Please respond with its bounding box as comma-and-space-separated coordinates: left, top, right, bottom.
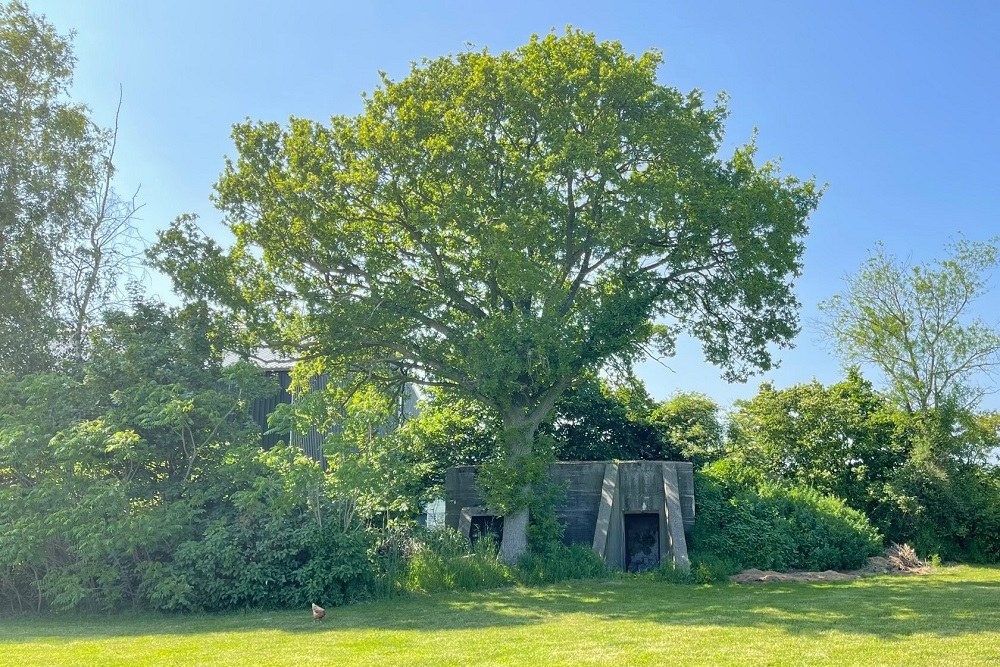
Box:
517, 543, 608, 585
654, 561, 694, 584
297, 524, 375, 607
690, 554, 738, 584
691, 460, 883, 572
404, 528, 512, 593
144, 511, 377, 612
371, 526, 419, 599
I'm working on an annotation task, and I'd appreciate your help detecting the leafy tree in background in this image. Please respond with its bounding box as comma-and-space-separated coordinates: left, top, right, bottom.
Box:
879, 403, 1000, 562
547, 374, 663, 461
153, 30, 820, 562
0, 0, 97, 372
821, 239, 1000, 413
817, 239, 1000, 559
0, 2, 143, 373
547, 375, 723, 464
726, 371, 1000, 561
726, 370, 904, 521
651, 390, 724, 465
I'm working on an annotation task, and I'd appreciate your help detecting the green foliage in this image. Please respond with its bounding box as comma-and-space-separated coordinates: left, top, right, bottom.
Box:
727, 370, 904, 519
0, 303, 387, 613
399, 388, 500, 479
876, 404, 1000, 563
547, 374, 664, 461
273, 380, 500, 525
403, 529, 512, 593
0, 1, 99, 373
653, 553, 738, 585
690, 554, 738, 584
690, 461, 883, 572
653, 561, 695, 584
1, 2, 141, 373
477, 443, 559, 517
821, 239, 1000, 412
321, 384, 430, 520
651, 391, 725, 465
517, 543, 608, 585
727, 372, 1000, 564
547, 375, 723, 465
145, 462, 377, 613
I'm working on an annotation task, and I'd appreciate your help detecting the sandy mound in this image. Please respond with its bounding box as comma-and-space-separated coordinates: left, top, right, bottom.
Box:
729, 544, 932, 584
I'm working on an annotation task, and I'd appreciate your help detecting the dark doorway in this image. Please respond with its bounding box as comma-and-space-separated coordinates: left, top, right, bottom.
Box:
624, 513, 660, 572
470, 515, 503, 549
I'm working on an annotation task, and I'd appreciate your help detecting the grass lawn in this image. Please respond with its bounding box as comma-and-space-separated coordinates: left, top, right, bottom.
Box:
1, 565, 998, 666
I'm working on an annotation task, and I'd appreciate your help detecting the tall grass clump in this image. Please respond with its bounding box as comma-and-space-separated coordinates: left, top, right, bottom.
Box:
404, 528, 512, 593
517, 543, 608, 585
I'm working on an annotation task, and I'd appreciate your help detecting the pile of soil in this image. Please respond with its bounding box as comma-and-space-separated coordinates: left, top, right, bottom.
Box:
729, 543, 932, 584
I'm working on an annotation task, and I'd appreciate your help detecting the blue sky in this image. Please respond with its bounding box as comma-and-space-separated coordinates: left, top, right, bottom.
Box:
32, 1, 1000, 410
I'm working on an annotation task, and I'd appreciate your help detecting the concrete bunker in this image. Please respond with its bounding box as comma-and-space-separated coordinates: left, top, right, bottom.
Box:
445, 461, 695, 571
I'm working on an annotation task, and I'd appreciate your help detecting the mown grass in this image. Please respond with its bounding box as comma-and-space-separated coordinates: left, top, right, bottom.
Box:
1, 565, 998, 666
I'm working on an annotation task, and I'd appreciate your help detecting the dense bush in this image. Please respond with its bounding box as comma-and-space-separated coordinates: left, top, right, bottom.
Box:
727, 375, 1000, 565
876, 408, 1000, 563
690, 460, 883, 572
0, 305, 385, 614
145, 505, 376, 612
726, 372, 902, 509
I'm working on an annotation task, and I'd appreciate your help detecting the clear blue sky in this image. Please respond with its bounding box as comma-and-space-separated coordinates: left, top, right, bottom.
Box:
32, 0, 1000, 411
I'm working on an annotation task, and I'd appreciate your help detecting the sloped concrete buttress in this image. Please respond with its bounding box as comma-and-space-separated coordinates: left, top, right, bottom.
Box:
662, 462, 691, 572
592, 463, 619, 560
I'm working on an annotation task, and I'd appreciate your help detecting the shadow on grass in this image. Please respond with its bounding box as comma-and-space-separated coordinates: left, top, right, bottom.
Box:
2, 566, 998, 643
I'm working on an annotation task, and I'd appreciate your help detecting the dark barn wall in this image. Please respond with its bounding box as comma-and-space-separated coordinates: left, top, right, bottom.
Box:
252, 370, 293, 450
251, 371, 329, 465
445, 466, 480, 530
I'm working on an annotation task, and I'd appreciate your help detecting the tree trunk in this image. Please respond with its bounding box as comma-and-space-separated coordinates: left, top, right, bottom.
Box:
498, 413, 537, 565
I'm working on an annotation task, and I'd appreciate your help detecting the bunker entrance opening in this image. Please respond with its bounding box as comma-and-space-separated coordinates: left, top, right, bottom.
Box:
624, 513, 660, 572
470, 515, 503, 549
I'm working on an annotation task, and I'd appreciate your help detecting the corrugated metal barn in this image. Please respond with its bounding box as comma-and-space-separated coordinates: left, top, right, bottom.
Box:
247, 351, 328, 465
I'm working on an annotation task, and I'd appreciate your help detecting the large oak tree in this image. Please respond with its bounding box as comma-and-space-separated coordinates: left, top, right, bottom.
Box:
154, 31, 820, 561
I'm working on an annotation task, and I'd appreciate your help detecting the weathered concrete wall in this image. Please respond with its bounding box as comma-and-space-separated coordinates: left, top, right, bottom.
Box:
613, 461, 696, 530
551, 462, 607, 545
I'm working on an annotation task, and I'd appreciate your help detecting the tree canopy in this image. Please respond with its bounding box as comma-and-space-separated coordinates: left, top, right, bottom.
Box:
821, 239, 1000, 413
726, 370, 903, 517
0, 1, 142, 373
154, 30, 820, 561
0, 1, 96, 372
